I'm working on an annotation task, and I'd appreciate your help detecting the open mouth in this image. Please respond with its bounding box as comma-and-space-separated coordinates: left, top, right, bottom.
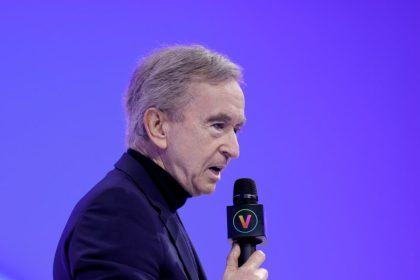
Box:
209, 166, 222, 174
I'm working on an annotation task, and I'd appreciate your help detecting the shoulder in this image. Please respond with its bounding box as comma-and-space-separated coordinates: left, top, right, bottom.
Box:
67, 168, 157, 225
62, 169, 166, 277
71, 167, 164, 240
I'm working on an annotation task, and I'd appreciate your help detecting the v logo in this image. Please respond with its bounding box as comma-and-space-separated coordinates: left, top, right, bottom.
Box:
238, 215, 252, 229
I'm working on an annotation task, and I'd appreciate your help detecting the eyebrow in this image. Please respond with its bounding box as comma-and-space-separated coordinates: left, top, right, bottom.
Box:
205, 113, 246, 127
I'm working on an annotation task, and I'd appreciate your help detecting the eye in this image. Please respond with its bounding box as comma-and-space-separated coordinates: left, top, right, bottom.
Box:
211, 122, 225, 130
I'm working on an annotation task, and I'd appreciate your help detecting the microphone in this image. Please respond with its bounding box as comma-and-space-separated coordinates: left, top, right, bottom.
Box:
227, 178, 267, 266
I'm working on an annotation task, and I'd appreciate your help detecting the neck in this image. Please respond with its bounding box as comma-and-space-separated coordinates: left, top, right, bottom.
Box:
131, 144, 167, 172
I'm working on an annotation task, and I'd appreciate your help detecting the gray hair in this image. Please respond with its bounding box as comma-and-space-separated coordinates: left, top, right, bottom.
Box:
124, 44, 243, 150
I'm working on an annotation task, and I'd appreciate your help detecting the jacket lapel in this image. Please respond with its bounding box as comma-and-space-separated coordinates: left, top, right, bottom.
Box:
163, 213, 199, 280
115, 153, 199, 280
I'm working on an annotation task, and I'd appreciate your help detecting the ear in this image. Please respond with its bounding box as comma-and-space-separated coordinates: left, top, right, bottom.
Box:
143, 107, 169, 150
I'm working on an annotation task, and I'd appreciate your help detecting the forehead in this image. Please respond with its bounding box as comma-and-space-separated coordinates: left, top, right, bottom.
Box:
185, 80, 246, 123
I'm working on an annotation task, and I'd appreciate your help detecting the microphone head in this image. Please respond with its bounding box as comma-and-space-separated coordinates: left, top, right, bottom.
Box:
233, 178, 258, 205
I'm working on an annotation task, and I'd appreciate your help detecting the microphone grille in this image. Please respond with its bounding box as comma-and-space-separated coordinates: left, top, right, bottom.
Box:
233, 178, 258, 204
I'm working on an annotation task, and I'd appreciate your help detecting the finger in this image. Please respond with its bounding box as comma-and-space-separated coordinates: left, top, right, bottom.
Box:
225, 243, 240, 272
255, 268, 268, 280
242, 250, 266, 271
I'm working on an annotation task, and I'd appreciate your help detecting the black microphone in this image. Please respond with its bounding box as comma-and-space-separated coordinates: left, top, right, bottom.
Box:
227, 178, 267, 266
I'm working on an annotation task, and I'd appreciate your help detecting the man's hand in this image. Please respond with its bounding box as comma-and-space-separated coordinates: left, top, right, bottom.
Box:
223, 244, 268, 280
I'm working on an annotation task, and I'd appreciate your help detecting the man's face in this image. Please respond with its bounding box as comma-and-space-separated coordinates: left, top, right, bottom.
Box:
162, 79, 245, 196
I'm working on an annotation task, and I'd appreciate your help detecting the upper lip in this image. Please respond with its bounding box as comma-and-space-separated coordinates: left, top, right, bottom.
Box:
210, 164, 226, 171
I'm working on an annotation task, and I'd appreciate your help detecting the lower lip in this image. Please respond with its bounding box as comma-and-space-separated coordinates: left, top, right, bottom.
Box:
208, 169, 221, 181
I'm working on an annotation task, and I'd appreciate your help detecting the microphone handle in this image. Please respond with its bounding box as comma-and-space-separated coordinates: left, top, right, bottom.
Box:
238, 242, 256, 266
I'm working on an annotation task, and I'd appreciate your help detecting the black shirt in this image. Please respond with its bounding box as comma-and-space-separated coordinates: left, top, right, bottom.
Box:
128, 148, 191, 212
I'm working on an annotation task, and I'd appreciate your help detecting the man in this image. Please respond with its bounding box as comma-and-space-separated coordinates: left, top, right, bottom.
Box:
54, 45, 268, 280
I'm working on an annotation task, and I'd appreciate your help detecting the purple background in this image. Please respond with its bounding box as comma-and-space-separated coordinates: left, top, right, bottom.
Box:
1, 1, 419, 279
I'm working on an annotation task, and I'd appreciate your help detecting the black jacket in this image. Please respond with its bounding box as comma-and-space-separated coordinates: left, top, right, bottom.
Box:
53, 152, 206, 280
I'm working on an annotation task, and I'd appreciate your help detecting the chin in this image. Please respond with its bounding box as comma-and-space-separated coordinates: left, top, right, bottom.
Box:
193, 183, 217, 196
201, 184, 217, 196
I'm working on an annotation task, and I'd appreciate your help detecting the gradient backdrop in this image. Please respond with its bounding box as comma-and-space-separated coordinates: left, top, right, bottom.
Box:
1, 1, 419, 279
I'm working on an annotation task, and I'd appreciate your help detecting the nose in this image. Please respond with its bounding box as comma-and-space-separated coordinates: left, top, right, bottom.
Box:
221, 130, 240, 159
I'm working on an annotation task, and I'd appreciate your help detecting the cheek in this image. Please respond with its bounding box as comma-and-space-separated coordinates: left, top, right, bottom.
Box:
168, 133, 199, 168
168, 125, 213, 170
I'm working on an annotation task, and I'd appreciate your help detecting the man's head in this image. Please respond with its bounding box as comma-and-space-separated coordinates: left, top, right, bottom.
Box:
125, 45, 245, 196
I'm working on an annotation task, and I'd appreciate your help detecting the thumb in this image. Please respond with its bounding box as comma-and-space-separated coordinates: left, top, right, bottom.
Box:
225, 243, 240, 272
